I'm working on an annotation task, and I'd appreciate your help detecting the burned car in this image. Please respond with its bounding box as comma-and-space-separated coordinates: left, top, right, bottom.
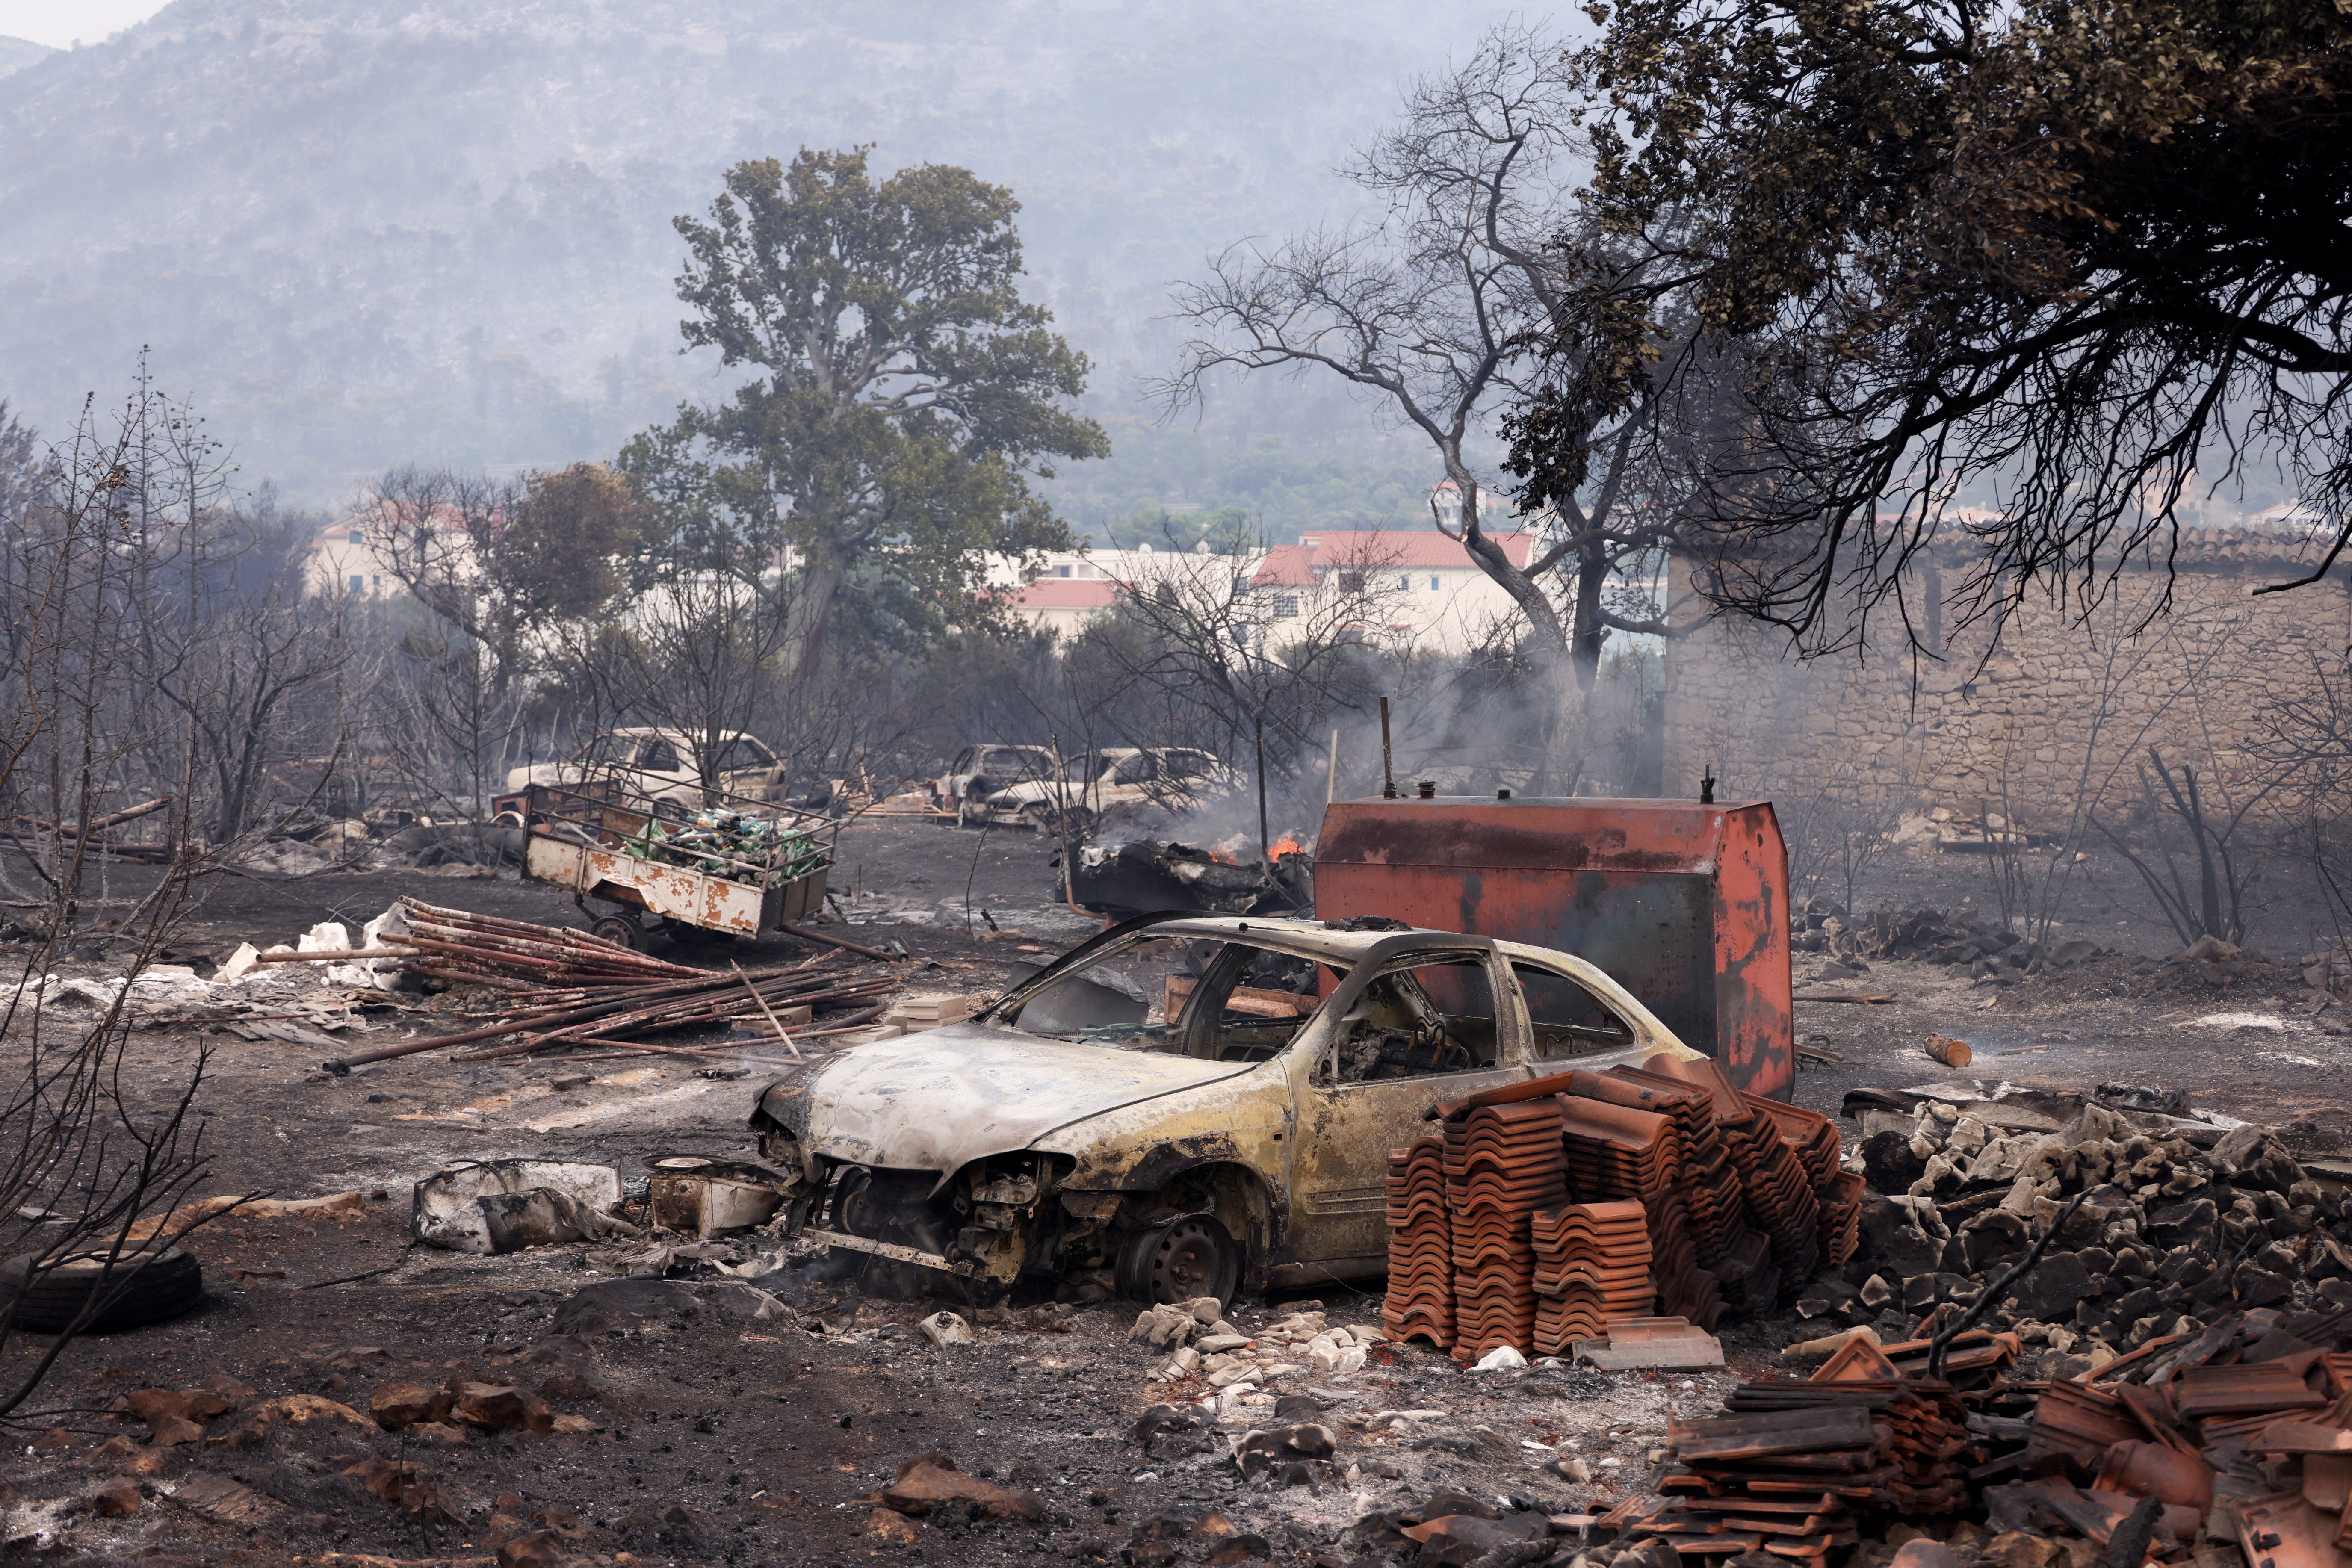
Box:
748, 912, 1703, 1304
934, 744, 1054, 826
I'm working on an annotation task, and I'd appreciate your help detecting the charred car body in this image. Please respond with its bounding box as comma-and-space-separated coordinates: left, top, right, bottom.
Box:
934, 744, 1055, 826
748, 912, 1702, 1303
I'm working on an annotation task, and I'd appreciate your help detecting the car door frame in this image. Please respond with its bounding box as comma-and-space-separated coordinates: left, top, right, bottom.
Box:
1274, 933, 1534, 1273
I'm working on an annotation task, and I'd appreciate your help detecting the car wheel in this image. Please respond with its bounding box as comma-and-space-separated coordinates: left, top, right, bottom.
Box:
1116, 1211, 1241, 1307
0, 1243, 204, 1334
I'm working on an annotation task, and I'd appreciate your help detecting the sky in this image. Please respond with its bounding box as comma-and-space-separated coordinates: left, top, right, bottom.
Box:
0, 0, 167, 47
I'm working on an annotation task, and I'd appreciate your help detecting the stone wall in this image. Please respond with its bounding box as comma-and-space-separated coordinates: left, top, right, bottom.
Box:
1661, 542, 2352, 829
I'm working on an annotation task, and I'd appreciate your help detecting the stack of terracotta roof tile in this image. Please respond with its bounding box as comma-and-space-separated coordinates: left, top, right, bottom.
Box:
1530, 1199, 1653, 1354
1628, 1067, 1769, 1297
1380, 1138, 1454, 1349
1442, 1099, 1566, 1361
1817, 1170, 1865, 1268
1755, 1097, 1843, 1193
1557, 1096, 1718, 1327
1631, 1378, 1972, 1567
1572, 1069, 1742, 1267
1720, 1093, 1820, 1290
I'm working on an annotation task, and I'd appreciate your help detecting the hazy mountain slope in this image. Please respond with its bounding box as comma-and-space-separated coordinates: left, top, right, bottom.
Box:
0, 0, 1513, 502
0, 35, 52, 75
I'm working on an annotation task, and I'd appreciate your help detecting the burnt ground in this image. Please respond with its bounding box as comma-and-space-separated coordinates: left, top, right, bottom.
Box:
1, 814, 2346, 1565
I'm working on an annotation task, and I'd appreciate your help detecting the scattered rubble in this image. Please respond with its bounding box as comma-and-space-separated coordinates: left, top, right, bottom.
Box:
410, 1158, 634, 1254
1795, 903, 2107, 978
1835, 1080, 2331, 1371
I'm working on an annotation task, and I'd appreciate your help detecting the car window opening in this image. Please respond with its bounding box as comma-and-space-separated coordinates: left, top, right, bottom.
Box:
1316, 955, 1498, 1085
1512, 959, 1637, 1057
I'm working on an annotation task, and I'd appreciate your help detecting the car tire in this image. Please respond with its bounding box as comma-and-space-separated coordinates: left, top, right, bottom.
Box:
1115, 1211, 1241, 1308
0, 1243, 204, 1334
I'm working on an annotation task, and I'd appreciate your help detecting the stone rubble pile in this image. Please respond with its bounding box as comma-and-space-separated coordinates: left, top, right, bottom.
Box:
1131, 1299, 1377, 1411
1821, 1086, 2343, 1378
1793, 903, 2106, 980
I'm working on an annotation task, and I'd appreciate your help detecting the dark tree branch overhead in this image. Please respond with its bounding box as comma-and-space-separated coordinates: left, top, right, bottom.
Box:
1529, 0, 2352, 653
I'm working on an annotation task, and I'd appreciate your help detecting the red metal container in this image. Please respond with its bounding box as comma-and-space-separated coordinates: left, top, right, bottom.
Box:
1313, 796, 1793, 1099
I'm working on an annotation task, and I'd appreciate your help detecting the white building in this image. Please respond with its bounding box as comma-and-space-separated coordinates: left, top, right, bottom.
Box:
1247, 529, 1533, 656
992, 522, 1540, 656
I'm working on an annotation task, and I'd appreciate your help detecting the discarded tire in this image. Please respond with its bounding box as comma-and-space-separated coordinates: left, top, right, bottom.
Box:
0, 1243, 203, 1333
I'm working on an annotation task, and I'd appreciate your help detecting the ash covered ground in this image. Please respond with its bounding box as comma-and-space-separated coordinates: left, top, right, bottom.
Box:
2, 816, 2345, 1567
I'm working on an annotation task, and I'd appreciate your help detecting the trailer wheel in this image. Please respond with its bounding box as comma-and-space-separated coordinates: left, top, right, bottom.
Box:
591, 914, 640, 950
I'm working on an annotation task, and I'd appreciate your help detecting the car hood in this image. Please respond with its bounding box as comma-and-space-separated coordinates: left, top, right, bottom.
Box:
985, 780, 1058, 803
783, 1022, 1256, 1178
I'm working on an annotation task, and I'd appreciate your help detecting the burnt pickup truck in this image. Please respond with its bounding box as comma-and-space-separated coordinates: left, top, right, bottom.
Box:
748, 912, 1702, 1305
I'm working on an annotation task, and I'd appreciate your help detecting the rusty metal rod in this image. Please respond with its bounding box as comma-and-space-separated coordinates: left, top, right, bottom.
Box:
777, 922, 896, 961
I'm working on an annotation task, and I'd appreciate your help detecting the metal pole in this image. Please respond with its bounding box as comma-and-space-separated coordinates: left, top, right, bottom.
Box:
1380, 697, 1396, 799
1327, 728, 1339, 804
1255, 715, 1270, 863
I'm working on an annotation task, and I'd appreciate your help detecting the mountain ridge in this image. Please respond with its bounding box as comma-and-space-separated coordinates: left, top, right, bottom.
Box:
0, 0, 1516, 505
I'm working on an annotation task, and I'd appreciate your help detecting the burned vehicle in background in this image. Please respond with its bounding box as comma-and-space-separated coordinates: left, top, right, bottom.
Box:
747, 913, 1702, 1304
934, 744, 1055, 826
975, 746, 1233, 833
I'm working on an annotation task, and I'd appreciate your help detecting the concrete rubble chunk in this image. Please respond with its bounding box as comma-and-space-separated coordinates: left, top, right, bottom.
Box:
411, 1160, 623, 1255
918, 1311, 975, 1349
369, 1382, 453, 1431
881, 1453, 1044, 1521
451, 1382, 553, 1435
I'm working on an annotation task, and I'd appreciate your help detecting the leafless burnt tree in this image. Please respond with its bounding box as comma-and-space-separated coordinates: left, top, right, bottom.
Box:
1161, 23, 1690, 752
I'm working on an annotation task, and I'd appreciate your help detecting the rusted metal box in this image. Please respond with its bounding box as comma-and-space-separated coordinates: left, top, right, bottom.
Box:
1313, 797, 1793, 1098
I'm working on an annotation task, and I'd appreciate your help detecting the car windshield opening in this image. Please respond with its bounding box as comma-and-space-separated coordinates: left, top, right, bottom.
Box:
999, 934, 1331, 1060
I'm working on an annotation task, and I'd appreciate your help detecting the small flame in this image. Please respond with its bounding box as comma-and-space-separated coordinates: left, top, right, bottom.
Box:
1268, 836, 1304, 860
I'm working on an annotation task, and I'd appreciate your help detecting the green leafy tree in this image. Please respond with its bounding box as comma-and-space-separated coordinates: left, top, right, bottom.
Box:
1541, 0, 2352, 649
622, 147, 1108, 674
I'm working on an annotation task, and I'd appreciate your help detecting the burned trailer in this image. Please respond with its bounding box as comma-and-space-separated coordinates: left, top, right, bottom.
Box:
1312, 796, 1794, 1100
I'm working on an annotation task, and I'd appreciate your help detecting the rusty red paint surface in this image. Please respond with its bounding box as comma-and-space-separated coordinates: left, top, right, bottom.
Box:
1313, 797, 1794, 1099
